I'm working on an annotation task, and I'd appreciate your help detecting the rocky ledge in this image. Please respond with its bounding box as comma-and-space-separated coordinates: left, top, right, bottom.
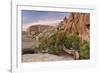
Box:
22, 53, 74, 62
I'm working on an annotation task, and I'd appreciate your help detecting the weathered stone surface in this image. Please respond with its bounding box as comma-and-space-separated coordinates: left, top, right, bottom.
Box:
58, 13, 90, 41
22, 32, 36, 54
22, 53, 74, 62
26, 25, 54, 35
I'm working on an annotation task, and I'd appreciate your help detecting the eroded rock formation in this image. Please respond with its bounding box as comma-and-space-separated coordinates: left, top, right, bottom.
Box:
58, 13, 90, 41
26, 25, 54, 35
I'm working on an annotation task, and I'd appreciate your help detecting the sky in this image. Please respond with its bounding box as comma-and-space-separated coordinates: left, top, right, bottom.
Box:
22, 10, 70, 25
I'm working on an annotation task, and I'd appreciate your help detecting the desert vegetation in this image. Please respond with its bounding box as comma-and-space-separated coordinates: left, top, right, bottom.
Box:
33, 30, 90, 59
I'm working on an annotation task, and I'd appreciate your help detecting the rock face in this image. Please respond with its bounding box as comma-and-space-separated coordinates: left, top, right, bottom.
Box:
58, 13, 90, 41
22, 31, 36, 54
26, 25, 54, 35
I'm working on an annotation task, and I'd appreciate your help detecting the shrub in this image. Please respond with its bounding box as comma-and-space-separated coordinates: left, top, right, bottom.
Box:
48, 46, 62, 55
47, 31, 64, 55
79, 40, 90, 59
63, 34, 81, 50
70, 34, 81, 51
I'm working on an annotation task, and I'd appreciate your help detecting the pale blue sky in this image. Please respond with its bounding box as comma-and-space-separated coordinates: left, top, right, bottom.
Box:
22, 10, 70, 25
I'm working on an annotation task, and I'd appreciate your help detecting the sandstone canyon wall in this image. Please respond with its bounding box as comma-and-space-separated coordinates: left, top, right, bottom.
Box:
58, 13, 90, 41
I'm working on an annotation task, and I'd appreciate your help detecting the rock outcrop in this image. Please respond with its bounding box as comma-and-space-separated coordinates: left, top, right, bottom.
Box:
26, 25, 54, 35
22, 53, 74, 62
58, 13, 90, 41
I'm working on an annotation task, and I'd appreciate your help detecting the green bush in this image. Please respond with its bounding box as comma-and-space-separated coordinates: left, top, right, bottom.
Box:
47, 31, 64, 55
79, 41, 90, 59
63, 34, 80, 51
70, 34, 81, 51
48, 46, 62, 55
